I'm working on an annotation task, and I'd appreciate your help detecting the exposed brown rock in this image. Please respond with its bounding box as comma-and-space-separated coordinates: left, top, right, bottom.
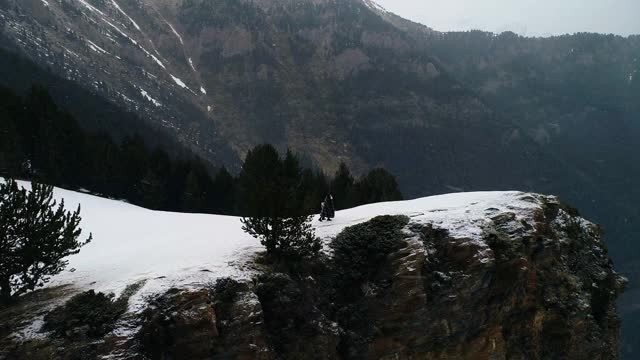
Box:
360, 197, 625, 359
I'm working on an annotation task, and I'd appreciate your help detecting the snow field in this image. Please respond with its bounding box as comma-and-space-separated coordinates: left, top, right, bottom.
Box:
11, 181, 540, 310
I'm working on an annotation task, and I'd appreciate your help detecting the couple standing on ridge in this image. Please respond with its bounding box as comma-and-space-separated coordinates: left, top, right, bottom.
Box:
319, 194, 335, 221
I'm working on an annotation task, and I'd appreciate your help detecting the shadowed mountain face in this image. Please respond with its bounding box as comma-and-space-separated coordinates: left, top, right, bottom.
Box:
1, 1, 639, 356
2, 1, 607, 192
0, 0, 565, 179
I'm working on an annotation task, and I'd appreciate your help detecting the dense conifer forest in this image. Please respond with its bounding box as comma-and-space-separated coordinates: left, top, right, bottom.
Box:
0, 85, 402, 216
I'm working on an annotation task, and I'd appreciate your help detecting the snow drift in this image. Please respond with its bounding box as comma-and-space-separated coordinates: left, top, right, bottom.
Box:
13, 181, 539, 308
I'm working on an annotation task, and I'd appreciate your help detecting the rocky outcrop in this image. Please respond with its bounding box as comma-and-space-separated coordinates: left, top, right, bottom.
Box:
138, 285, 274, 359
131, 195, 624, 360
362, 198, 626, 359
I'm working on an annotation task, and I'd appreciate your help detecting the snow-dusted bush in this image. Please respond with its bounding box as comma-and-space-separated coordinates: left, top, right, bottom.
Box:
43, 290, 126, 339
330, 215, 409, 297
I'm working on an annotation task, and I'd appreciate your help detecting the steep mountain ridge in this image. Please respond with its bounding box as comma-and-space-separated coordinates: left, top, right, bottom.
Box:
0, 0, 236, 165
0, 0, 550, 176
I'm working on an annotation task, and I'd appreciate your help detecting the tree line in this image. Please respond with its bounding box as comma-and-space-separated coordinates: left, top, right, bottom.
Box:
0, 85, 402, 216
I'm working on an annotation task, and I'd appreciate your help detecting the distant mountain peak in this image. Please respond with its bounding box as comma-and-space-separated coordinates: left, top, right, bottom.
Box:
362, 0, 387, 13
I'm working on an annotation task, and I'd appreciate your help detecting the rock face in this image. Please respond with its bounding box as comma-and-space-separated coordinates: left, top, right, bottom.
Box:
131, 196, 625, 359
364, 202, 625, 359
138, 289, 221, 359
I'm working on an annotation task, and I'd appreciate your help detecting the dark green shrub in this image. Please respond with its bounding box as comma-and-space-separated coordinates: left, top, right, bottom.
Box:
254, 272, 324, 356
541, 198, 581, 221
212, 277, 243, 305
239, 146, 322, 266
43, 290, 126, 339
559, 201, 580, 217
482, 226, 520, 263
137, 289, 216, 359
242, 215, 322, 267
328, 215, 409, 356
212, 277, 244, 320
330, 215, 409, 298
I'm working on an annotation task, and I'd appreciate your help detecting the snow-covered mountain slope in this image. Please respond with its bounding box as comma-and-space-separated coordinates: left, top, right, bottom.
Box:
14, 181, 541, 308
14, 181, 262, 309
5, 181, 627, 359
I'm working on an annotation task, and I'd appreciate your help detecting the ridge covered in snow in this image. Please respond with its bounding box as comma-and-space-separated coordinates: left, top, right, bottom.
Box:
362, 0, 388, 13
13, 181, 542, 310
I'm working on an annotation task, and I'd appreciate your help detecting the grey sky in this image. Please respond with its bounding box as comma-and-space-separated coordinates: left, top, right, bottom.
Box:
374, 0, 640, 37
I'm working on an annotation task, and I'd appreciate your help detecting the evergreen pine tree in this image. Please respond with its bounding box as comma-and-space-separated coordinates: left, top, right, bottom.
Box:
241, 214, 321, 264
211, 167, 236, 215
140, 168, 167, 210
331, 162, 356, 210
282, 149, 304, 215
181, 167, 205, 212
355, 168, 403, 204
0, 113, 21, 175
0, 179, 91, 305
85, 133, 125, 197
238, 144, 285, 217
239, 145, 320, 263
299, 168, 319, 214
121, 135, 151, 202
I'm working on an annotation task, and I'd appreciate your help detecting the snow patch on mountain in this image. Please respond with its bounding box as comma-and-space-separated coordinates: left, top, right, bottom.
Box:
61, 46, 80, 59
166, 21, 184, 45
102, 18, 138, 46
171, 74, 189, 89
77, 0, 106, 17
110, 0, 141, 32
86, 39, 108, 54
138, 45, 165, 69
141, 69, 157, 80
363, 0, 387, 13
140, 88, 162, 107
149, 53, 165, 69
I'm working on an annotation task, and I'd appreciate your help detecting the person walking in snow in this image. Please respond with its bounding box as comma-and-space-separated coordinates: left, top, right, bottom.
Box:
319, 201, 328, 222
325, 194, 335, 219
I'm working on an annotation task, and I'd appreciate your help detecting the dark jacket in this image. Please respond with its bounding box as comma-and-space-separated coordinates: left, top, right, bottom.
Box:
325, 195, 335, 218
320, 201, 328, 219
